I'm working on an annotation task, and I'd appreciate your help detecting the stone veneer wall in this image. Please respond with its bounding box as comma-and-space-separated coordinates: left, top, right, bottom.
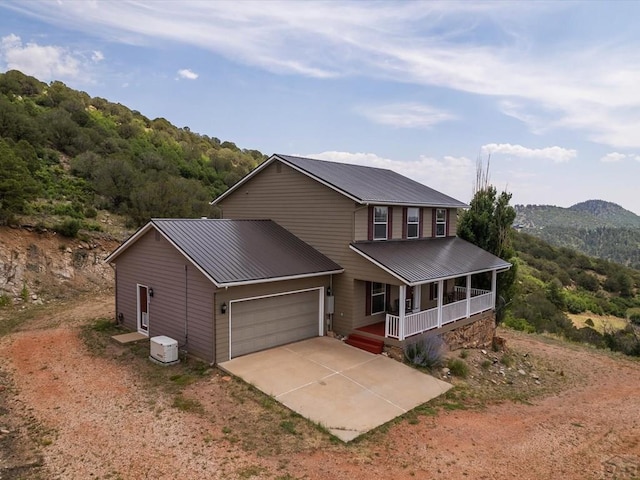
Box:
441, 310, 496, 350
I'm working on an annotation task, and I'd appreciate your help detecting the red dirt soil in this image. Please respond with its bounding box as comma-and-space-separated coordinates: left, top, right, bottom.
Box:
1, 295, 639, 479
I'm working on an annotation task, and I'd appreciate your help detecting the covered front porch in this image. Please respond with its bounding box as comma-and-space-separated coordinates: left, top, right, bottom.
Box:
349, 236, 512, 344
385, 273, 496, 341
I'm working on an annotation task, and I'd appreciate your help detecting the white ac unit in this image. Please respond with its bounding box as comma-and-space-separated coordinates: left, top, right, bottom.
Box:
149, 336, 179, 364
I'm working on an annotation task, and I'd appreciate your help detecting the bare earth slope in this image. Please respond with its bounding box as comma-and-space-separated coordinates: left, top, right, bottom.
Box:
1, 295, 639, 479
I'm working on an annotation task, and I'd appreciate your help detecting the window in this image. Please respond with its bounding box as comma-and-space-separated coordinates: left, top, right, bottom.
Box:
407, 207, 419, 239
436, 208, 446, 237
371, 282, 386, 314
373, 206, 388, 240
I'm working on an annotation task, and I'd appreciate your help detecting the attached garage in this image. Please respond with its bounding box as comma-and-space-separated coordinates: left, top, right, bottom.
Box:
105, 219, 343, 365
230, 288, 323, 358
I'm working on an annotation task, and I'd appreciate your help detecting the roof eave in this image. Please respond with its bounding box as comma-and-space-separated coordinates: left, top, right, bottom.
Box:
274, 154, 364, 204
216, 268, 345, 288
349, 244, 412, 284
211, 155, 278, 205
349, 243, 512, 287
362, 200, 469, 208
104, 222, 155, 264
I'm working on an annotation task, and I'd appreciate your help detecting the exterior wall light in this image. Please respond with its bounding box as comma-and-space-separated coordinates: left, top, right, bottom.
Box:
221, 302, 227, 314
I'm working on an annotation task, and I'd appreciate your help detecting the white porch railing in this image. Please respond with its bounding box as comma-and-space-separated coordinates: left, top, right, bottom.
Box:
386, 287, 493, 340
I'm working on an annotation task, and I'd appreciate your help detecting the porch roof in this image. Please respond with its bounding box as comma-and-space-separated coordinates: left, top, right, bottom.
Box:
350, 237, 511, 286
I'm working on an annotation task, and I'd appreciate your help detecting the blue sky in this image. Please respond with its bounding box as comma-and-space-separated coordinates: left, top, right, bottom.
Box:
1, 1, 640, 214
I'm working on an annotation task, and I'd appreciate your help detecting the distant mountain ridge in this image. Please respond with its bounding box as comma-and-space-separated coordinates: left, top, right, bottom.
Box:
514, 200, 640, 269
515, 199, 640, 230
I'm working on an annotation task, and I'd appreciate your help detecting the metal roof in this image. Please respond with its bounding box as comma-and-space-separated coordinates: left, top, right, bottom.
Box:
350, 237, 511, 285
213, 154, 469, 208
106, 219, 343, 287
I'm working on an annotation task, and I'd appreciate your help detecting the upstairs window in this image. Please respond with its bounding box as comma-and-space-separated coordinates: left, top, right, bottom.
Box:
407, 207, 419, 239
435, 208, 447, 237
373, 206, 388, 240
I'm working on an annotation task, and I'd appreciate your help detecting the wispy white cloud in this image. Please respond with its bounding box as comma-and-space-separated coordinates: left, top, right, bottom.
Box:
600, 152, 627, 163
357, 103, 455, 129
309, 150, 474, 201
599, 152, 640, 163
481, 143, 577, 163
91, 50, 104, 62
177, 68, 198, 80
4, 2, 640, 147
0, 33, 81, 80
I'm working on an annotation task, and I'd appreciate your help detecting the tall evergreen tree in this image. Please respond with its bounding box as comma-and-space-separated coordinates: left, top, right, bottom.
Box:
458, 157, 518, 322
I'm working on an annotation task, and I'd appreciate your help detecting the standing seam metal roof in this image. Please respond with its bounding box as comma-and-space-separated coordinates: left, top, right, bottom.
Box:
350, 237, 511, 285
276, 154, 469, 207
143, 219, 343, 286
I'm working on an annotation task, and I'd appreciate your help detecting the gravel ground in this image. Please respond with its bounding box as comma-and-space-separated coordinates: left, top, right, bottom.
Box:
1, 295, 639, 479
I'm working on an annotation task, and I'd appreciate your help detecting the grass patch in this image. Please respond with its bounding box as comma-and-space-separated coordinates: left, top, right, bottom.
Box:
237, 465, 267, 479
568, 312, 628, 334
442, 402, 467, 411
279, 420, 299, 435
172, 394, 204, 414
169, 374, 197, 386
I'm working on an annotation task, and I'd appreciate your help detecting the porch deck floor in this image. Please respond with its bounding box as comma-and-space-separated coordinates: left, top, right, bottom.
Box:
355, 321, 386, 337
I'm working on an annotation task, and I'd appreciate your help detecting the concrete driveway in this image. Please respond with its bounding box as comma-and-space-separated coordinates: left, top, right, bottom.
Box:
219, 336, 452, 442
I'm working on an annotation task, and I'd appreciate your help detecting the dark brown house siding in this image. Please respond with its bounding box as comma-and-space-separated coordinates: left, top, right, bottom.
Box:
114, 229, 214, 363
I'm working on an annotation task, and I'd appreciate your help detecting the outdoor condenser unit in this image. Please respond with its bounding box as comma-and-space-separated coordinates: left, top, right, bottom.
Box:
149, 335, 179, 364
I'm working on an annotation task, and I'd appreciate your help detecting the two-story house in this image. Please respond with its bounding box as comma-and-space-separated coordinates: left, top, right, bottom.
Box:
106, 154, 511, 364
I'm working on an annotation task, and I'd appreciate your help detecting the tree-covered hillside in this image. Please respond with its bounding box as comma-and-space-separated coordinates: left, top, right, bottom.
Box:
507, 231, 640, 356
514, 201, 640, 269
0, 70, 266, 229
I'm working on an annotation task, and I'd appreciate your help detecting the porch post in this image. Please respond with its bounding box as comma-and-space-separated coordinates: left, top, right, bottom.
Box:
437, 280, 443, 328
413, 285, 421, 313
491, 270, 497, 308
466, 274, 471, 317
399, 284, 406, 340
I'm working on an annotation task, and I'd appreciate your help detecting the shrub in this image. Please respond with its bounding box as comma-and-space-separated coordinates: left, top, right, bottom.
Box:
54, 218, 81, 237
630, 313, 640, 326
404, 335, 446, 369
0, 294, 10, 307
503, 315, 536, 333
585, 318, 595, 327
500, 352, 515, 367
447, 358, 469, 378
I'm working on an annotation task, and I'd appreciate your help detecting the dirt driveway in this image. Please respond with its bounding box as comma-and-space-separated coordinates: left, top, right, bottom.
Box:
1, 295, 639, 479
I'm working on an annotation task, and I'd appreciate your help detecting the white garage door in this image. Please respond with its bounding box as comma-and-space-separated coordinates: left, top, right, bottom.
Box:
230, 289, 322, 358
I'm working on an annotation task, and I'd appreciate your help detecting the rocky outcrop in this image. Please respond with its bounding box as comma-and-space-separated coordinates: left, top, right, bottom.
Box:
0, 227, 118, 304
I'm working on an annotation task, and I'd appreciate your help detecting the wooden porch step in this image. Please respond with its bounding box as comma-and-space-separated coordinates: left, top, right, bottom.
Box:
345, 333, 384, 354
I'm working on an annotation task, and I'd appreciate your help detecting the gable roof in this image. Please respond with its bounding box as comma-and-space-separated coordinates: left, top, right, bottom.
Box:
213, 153, 469, 208
105, 219, 343, 287
350, 237, 511, 286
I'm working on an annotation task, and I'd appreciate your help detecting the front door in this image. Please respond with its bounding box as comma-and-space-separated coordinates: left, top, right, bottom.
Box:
137, 284, 149, 335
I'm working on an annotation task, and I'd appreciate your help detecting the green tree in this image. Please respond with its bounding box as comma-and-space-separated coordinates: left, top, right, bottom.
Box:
458, 157, 518, 322
0, 139, 39, 223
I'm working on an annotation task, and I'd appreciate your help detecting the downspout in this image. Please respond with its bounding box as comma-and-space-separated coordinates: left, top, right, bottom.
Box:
184, 264, 188, 350
211, 291, 216, 366
328, 274, 334, 332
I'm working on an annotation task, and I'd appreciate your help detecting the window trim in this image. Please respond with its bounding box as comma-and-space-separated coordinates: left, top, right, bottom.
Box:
373, 206, 388, 241
406, 207, 419, 239
435, 208, 447, 237
371, 282, 386, 315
